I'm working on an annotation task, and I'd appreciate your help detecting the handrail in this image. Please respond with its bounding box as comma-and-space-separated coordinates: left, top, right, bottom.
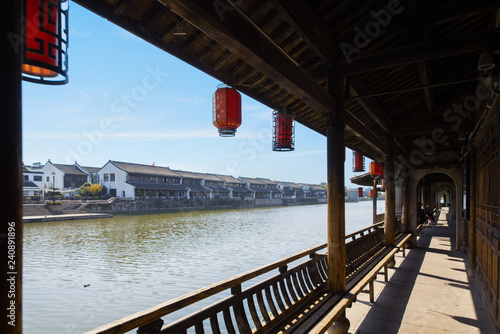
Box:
84, 222, 385, 334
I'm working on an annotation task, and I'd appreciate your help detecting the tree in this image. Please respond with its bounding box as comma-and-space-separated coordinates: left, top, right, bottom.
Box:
79, 183, 91, 198
87, 184, 104, 197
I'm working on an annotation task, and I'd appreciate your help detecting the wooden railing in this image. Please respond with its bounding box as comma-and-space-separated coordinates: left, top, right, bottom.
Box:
84, 222, 384, 334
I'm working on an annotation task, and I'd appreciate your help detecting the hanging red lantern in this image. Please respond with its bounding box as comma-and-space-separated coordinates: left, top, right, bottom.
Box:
353, 151, 365, 172
213, 86, 242, 137
379, 163, 385, 179
272, 109, 294, 151
358, 187, 363, 197
369, 161, 380, 178
23, 0, 69, 85
369, 190, 373, 198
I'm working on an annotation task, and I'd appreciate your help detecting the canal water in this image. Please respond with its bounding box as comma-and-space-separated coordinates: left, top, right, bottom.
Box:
23, 201, 385, 334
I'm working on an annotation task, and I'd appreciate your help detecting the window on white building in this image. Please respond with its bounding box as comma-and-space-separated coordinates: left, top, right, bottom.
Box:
34, 176, 42, 181
104, 174, 109, 182
110, 173, 115, 182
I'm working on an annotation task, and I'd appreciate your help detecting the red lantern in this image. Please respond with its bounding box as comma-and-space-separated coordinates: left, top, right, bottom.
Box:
358, 187, 363, 197
23, 0, 69, 85
378, 164, 385, 179
369, 161, 380, 178
272, 110, 294, 151
213, 86, 242, 137
369, 190, 373, 198
353, 152, 365, 172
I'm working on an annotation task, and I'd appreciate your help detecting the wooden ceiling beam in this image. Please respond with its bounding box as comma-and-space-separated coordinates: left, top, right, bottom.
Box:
270, 0, 395, 156
160, 0, 336, 116
390, 0, 500, 30
344, 27, 500, 75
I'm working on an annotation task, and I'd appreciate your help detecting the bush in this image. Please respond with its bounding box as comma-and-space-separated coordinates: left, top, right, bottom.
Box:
74, 195, 81, 200
47, 201, 62, 206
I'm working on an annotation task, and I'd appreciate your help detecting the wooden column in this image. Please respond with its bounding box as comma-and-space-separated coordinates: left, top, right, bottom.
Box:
372, 179, 377, 225
385, 137, 396, 247
1, 1, 23, 333
469, 147, 476, 268
401, 174, 410, 233
326, 67, 346, 294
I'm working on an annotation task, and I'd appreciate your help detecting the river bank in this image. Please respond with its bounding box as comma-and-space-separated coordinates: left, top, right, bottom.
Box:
23, 197, 329, 221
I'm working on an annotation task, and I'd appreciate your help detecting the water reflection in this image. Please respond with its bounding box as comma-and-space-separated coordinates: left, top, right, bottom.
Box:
23, 201, 384, 333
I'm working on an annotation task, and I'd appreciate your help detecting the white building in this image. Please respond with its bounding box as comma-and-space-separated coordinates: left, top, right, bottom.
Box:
40, 160, 90, 197
22, 166, 44, 197
99, 160, 188, 199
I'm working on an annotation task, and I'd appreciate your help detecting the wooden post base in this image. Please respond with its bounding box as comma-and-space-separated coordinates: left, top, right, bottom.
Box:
386, 255, 396, 268
326, 312, 350, 334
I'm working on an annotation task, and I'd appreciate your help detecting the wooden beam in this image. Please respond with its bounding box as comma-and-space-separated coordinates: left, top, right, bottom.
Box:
345, 113, 390, 156
269, 0, 341, 66
418, 61, 434, 113
346, 77, 478, 99
389, 0, 500, 30
349, 75, 393, 133
162, 0, 336, 115
270, 0, 395, 156
344, 27, 500, 75
1, 1, 23, 334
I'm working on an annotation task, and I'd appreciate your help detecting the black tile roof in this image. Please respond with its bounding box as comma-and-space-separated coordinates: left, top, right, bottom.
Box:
111, 161, 181, 177
53, 163, 88, 176
127, 182, 188, 191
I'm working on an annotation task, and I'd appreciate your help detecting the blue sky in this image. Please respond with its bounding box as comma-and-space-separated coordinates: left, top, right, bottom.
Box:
22, 2, 364, 186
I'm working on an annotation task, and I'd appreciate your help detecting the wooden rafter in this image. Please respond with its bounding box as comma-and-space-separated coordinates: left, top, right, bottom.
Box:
269, 0, 395, 155
344, 27, 500, 74
161, 0, 336, 115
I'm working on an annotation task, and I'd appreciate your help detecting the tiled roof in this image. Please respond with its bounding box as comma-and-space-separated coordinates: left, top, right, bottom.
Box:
239, 177, 267, 185
126, 182, 188, 191
187, 185, 211, 193
23, 181, 41, 189
217, 174, 245, 184
174, 170, 223, 182
280, 182, 302, 190
111, 161, 181, 177
256, 178, 278, 185
205, 186, 230, 193
53, 163, 88, 176
79, 166, 100, 173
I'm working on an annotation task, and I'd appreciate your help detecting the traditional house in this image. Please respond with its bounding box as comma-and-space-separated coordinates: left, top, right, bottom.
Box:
173, 170, 211, 199
22, 166, 43, 197
308, 184, 327, 198
239, 177, 272, 199
202, 173, 230, 199
278, 181, 303, 199
77, 164, 100, 184
256, 178, 282, 199
216, 174, 250, 199
99, 160, 188, 199
40, 160, 90, 196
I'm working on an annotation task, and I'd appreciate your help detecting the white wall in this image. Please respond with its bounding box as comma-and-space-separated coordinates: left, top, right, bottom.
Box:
40, 162, 65, 192
98, 162, 135, 198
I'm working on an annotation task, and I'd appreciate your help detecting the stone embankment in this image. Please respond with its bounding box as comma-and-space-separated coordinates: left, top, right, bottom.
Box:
23, 197, 327, 220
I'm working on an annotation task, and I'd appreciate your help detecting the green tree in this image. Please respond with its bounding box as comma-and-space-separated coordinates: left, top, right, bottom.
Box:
87, 184, 104, 197
79, 182, 91, 198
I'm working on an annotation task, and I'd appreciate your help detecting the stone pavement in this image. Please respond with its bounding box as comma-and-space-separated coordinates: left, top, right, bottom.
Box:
347, 208, 494, 333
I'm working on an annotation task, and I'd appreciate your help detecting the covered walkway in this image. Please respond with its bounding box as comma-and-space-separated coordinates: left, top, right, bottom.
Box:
348, 208, 494, 333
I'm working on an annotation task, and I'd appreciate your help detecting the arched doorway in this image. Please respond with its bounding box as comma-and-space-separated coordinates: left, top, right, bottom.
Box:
408, 168, 463, 249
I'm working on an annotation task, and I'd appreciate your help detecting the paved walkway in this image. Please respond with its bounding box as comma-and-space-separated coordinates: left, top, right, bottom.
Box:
347, 208, 494, 333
